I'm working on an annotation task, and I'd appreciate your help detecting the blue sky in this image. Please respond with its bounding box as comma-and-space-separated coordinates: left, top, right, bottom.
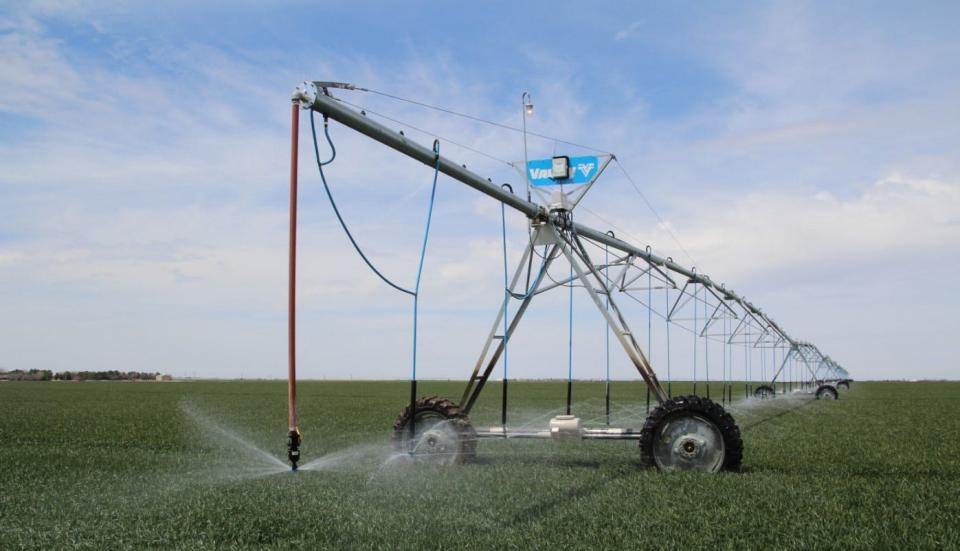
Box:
1, 1, 958, 381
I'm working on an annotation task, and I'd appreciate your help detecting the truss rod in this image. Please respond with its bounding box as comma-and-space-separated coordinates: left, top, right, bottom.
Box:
297, 83, 811, 355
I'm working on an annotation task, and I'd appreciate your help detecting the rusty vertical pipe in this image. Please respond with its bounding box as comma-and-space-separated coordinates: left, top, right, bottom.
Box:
288, 102, 299, 431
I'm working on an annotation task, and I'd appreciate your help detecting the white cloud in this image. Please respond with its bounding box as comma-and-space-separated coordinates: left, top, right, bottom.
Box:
0, 250, 23, 267
680, 173, 960, 282
614, 20, 643, 41
0, 14, 83, 117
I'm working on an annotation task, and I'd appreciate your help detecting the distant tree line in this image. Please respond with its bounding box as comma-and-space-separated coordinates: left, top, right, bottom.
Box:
0, 369, 53, 381
0, 369, 166, 381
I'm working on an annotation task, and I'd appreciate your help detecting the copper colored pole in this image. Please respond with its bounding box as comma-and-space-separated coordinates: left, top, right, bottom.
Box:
287, 102, 299, 430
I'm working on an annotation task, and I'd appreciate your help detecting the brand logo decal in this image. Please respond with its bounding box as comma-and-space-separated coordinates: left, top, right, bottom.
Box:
525, 155, 600, 186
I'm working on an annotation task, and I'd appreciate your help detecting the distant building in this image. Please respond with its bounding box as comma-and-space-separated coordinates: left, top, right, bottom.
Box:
155, 374, 173, 381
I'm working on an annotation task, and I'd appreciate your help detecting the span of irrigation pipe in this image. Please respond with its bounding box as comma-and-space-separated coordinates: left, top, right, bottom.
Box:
294, 83, 809, 355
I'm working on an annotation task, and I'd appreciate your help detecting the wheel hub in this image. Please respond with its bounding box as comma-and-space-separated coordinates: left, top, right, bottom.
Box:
420, 427, 452, 452
653, 413, 725, 472
409, 419, 459, 463
676, 436, 704, 459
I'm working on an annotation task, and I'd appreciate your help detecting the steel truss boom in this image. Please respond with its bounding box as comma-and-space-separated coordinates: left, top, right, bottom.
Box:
293, 82, 845, 385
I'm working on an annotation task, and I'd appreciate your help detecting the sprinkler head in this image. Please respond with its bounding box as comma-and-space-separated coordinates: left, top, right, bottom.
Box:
287, 428, 302, 471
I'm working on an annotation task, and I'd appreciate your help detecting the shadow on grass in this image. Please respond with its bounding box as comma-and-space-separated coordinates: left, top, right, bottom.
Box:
747, 463, 960, 481
474, 454, 636, 470
503, 467, 640, 528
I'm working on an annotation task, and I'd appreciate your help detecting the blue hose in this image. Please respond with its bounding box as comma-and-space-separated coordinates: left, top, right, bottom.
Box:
310, 113, 442, 385
411, 141, 442, 381
311, 111, 415, 297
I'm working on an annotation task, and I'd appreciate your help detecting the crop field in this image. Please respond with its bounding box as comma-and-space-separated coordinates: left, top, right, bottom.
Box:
1, 380, 958, 549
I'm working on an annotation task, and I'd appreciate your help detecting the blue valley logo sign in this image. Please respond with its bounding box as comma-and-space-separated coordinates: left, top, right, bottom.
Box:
526, 156, 599, 186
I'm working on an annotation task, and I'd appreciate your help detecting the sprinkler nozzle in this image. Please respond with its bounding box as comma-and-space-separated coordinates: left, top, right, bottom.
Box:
287, 427, 302, 471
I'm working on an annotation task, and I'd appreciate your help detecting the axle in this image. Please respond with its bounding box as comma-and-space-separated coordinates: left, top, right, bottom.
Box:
474, 415, 643, 440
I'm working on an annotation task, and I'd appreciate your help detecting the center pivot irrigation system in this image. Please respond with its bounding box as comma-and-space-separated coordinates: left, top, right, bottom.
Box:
283, 80, 851, 473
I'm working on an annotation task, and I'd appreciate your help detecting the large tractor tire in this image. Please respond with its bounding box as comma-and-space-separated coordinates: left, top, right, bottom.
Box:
815, 385, 839, 400
392, 396, 477, 465
754, 385, 776, 400
639, 395, 743, 473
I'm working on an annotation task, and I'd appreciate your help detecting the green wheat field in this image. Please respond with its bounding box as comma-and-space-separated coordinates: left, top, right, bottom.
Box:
1, 380, 957, 549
